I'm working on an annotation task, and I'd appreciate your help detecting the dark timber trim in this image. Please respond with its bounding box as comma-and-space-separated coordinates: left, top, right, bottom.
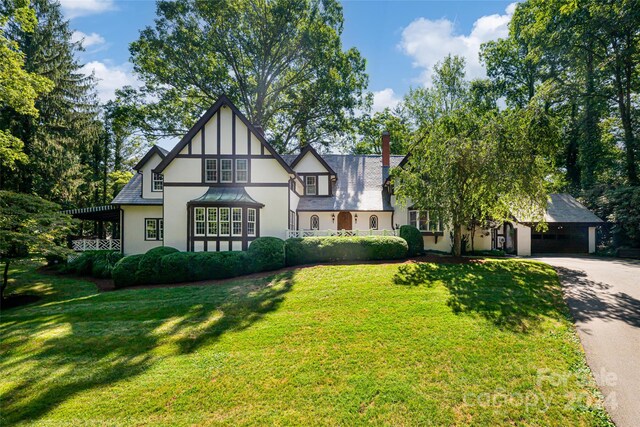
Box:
153, 95, 295, 175
187, 204, 261, 252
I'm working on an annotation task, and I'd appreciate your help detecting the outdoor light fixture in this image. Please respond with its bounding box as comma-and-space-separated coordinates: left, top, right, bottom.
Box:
331, 213, 335, 223
354, 213, 358, 223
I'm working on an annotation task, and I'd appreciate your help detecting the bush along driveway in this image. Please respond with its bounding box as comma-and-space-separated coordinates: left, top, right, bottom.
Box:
534, 256, 640, 427
1, 259, 612, 426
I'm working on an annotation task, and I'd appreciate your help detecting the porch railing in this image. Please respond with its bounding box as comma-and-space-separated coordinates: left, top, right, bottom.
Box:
71, 239, 121, 251
286, 229, 397, 238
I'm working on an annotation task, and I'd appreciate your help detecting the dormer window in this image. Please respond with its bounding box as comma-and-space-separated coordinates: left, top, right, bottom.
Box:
152, 173, 163, 191
305, 176, 317, 195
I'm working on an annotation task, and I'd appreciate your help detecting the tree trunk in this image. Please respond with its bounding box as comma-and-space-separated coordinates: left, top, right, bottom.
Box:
1, 260, 9, 302
453, 225, 462, 257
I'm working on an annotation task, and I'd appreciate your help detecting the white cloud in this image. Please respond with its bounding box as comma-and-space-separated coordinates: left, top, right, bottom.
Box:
372, 88, 401, 113
71, 31, 105, 48
80, 61, 140, 103
59, 0, 116, 19
399, 3, 516, 86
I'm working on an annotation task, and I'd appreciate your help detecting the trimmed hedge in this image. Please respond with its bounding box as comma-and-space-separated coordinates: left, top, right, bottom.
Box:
285, 236, 408, 266
159, 251, 250, 284
247, 237, 285, 272
112, 254, 144, 288
65, 250, 123, 278
135, 246, 179, 284
399, 225, 424, 256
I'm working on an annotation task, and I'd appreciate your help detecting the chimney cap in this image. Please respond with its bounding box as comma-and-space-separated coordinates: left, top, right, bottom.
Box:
382, 130, 390, 136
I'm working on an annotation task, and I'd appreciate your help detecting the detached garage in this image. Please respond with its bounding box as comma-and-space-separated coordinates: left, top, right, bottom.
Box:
528, 194, 603, 254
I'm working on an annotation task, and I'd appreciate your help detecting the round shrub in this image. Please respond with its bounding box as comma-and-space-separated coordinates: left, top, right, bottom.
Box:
159, 252, 197, 284
285, 236, 408, 266
399, 225, 424, 256
112, 254, 144, 288
248, 237, 286, 272
136, 246, 179, 284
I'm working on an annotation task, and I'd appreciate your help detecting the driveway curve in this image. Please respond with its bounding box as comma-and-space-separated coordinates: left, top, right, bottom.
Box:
533, 256, 640, 427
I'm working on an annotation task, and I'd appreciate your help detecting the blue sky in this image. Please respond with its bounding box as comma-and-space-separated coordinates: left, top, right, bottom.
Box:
64, 0, 515, 111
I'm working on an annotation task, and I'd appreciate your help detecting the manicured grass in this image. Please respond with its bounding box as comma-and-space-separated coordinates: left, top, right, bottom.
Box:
1, 259, 611, 426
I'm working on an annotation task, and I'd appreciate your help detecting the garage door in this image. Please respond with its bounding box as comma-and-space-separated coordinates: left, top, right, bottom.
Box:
531, 225, 589, 253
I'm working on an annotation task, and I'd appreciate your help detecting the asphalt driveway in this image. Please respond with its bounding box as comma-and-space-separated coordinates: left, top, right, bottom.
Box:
533, 256, 640, 427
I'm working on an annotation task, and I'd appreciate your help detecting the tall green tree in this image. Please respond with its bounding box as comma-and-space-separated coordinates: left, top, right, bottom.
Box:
0, 0, 52, 174
0, 190, 73, 302
0, 0, 102, 207
393, 57, 557, 256
125, 0, 368, 152
353, 108, 411, 154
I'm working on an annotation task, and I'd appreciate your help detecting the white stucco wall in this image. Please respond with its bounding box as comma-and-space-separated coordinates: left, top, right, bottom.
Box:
588, 226, 596, 253
122, 205, 163, 255
139, 153, 163, 199
515, 223, 532, 256
296, 211, 393, 232
293, 151, 329, 173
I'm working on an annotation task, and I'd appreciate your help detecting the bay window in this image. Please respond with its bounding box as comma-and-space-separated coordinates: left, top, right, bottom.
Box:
248, 208, 256, 236
232, 208, 243, 236
219, 208, 230, 236
409, 210, 442, 232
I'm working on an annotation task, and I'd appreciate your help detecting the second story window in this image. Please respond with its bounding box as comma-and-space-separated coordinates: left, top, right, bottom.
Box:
205, 159, 218, 182
305, 176, 317, 195
236, 159, 248, 183
152, 173, 163, 191
220, 159, 233, 183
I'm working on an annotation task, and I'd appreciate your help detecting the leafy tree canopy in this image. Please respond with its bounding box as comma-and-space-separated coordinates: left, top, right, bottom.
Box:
124, 0, 369, 153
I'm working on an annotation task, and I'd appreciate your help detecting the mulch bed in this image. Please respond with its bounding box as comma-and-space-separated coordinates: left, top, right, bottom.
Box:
35, 254, 489, 293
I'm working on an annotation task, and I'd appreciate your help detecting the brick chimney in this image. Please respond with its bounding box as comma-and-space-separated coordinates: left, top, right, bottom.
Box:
382, 131, 390, 167
382, 131, 390, 183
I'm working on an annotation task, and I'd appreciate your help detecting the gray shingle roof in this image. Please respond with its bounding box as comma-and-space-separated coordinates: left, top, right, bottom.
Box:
287, 154, 404, 211
542, 193, 604, 224
111, 173, 162, 205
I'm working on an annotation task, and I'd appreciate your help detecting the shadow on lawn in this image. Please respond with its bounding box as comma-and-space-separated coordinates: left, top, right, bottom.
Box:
0, 269, 294, 424
393, 261, 566, 332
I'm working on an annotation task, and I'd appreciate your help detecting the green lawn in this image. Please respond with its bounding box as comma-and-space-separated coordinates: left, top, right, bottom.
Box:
1, 259, 611, 426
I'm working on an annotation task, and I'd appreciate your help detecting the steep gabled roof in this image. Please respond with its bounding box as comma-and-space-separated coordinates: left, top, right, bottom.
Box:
290, 145, 337, 176
111, 173, 162, 205
153, 95, 294, 175
133, 145, 168, 171
516, 193, 604, 224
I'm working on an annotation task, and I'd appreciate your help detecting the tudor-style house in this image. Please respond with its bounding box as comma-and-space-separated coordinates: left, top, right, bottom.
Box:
109, 95, 603, 256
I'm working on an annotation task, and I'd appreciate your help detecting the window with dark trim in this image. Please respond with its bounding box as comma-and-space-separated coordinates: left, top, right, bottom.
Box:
220, 159, 233, 183
289, 210, 296, 230
305, 176, 317, 195
247, 208, 256, 236
145, 218, 163, 240
207, 207, 218, 235
219, 207, 230, 236
369, 215, 378, 230
205, 159, 218, 183
194, 208, 206, 236
408, 210, 442, 232
152, 173, 163, 191
232, 208, 243, 236
310, 215, 320, 230
236, 159, 248, 183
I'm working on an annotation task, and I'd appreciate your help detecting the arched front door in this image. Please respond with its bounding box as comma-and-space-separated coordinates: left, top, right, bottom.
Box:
337, 211, 352, 230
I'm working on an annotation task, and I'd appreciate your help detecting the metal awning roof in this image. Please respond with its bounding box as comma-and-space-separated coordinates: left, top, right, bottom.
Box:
189, 187, 264, 207
63, 205, 120, 221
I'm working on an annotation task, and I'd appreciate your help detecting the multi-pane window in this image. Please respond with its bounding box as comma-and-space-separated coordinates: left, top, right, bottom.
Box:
219, 208, 230, 236
305, 176, 317, 195
205, 159, 218, 182
145, 219, 163, 240
220, 159, 233, 183
236, 159, 248, 183
207, 208, 218, 235
194, 208, 206, 236
152, 173, 163, 191
232, 208, 242, 236
409, 210, 441, 232
289, 210, 296, 230
310, 215, 320, 230
369, 215, 378, 230
247, 208, 256, 236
